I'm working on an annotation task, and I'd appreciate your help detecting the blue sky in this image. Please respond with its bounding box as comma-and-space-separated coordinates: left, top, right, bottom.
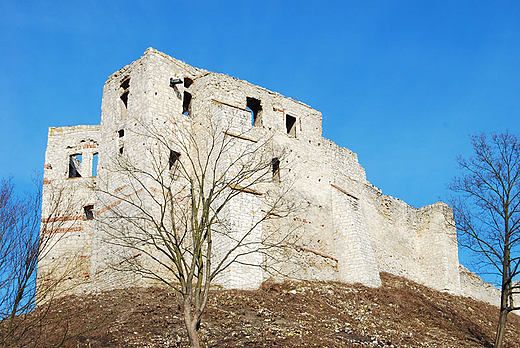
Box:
1, 1, 519, 283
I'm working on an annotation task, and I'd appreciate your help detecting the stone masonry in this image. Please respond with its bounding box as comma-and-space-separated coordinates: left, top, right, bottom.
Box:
39, 48, 503, 306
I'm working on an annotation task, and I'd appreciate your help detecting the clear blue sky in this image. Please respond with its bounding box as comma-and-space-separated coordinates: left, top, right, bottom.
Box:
1, 1, 519, 283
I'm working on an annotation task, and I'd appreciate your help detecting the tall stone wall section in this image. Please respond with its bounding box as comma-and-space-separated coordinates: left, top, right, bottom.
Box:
39, 48, 502, 307
416, 203, 460, 293
332, 183, 381, 287
39, 125, 100, 296
215, 191, 264, 289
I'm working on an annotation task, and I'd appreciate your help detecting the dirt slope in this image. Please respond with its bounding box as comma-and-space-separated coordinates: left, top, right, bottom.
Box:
8, 273, 520, 347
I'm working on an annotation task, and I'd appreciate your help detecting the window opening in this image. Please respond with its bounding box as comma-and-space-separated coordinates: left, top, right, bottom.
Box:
68, 154, 82, 178
184, 77, 193, 88
182, 91, 192, 116
170, 78, 183, 88
120, 76, 130, 90
118, 129, 125, 137
120, 90, 129, 109
92, 153, 98, 177
272, 158, 280, 182
246, 97, 262, 127
84, 205, 94, 220
169, 78, 183, 100
119, 146, 124, 155
286, 114, 297, 137
169, 150, 181, 170
120, 76, 130, 112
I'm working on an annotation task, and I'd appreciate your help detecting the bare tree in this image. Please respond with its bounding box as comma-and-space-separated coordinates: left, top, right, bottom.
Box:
96, 113, 297, 347
448, 132, 520, 348
0, 177, 85, 347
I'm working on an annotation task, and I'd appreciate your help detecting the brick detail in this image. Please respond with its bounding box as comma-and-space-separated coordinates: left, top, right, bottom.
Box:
96, 189, 143, 215
42, 215, 83, 223
44, 226, 84, 234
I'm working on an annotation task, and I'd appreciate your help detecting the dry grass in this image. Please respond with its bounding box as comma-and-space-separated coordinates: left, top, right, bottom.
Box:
4, 273, 520, 347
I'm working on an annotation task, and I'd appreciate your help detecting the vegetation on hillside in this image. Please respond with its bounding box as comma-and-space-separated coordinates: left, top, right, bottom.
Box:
3, 272, 519, 347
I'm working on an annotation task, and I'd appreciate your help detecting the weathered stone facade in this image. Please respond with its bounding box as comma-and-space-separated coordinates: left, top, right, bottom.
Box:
39, 48, 500, 305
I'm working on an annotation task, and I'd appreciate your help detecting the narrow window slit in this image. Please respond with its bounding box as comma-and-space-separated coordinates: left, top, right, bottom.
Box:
120, 91, 129, 109
286, 114, 296, 137
169, 150, 181, 170
68, 154, 82, 178
118, 129, 125, 137
182, 92, 192, 116
272, 158, 280, 182
247, 97, 262, 127
120, 76, 130, 111
92, 153, 98, 177
84, 205, 94, 220
120, 76, 130, 90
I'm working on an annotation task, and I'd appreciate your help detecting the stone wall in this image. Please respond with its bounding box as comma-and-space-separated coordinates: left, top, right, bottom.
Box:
38, 125, 100, 296
39, 48, 500, 307
459, 265, 500, 306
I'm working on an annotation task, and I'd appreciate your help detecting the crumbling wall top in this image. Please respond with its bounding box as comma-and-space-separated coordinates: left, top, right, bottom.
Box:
108, 48, 318, 112
106, 47, 206, 83
49, 125, 100, 136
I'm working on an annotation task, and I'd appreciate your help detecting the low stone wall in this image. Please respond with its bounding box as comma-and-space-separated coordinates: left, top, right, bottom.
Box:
459, 265, 500, 306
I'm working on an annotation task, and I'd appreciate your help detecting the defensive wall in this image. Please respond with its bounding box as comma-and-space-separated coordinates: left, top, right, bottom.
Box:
39, 48, 505, 306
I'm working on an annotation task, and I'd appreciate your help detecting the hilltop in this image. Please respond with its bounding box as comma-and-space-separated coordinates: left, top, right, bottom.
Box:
6, 273, 520, 347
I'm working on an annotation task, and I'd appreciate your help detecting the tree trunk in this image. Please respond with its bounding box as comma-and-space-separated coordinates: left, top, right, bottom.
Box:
186, 320, 200, 348
494, 287, 509, 348
494, 308, 508, 348
184, 298, 200, 348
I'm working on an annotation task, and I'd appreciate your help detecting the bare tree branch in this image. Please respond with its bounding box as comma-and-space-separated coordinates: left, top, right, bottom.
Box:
96, 112, 298, 347
448, 132, 520, 348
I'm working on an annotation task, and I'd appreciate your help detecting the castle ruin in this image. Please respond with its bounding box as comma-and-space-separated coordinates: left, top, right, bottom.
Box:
39, 48, 500, 305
